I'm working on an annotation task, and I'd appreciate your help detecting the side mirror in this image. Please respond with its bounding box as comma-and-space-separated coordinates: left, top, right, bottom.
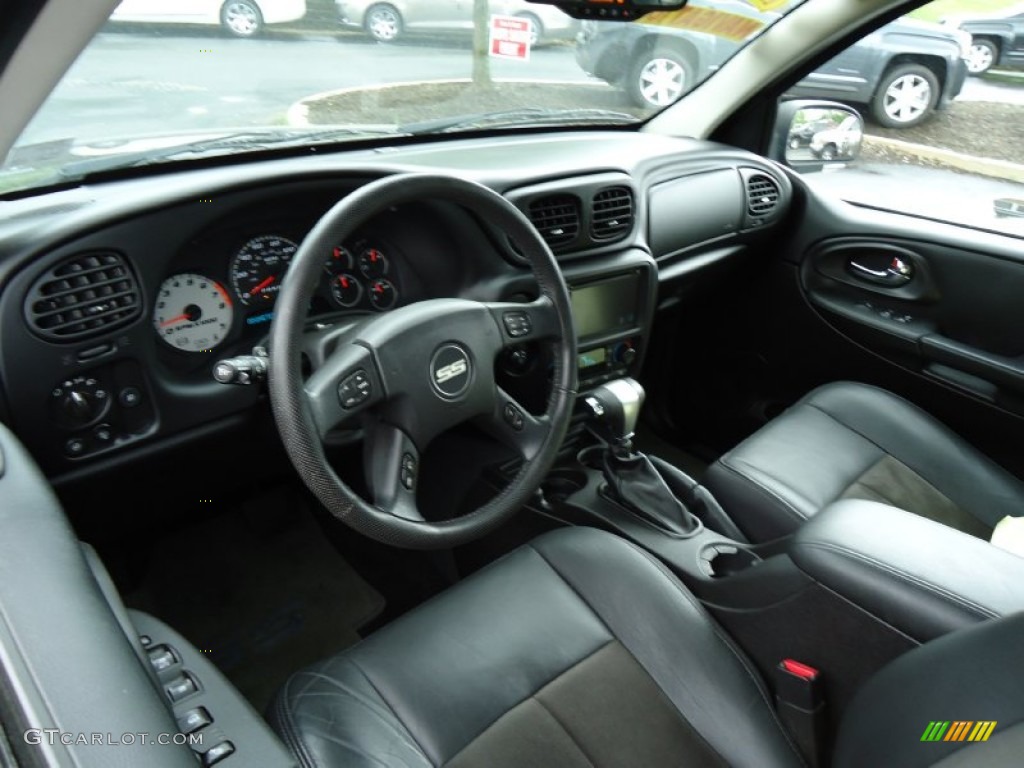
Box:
771, 100, 863, 171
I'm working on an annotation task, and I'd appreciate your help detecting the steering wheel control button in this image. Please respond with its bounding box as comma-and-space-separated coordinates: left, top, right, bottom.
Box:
503, 403, 525, 431
400, 453, 417, 490
165, 673, 199, 702
430, 344, 472, 399
338, 369, 372, 409
201, 741, 236, 767
503, 311, 532, 338
177, 706, 213, 735
146, 644, 178, 672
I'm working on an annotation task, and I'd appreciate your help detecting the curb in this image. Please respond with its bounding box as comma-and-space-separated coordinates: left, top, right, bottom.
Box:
287, 78, 612, 127
863, 134, 1024, 183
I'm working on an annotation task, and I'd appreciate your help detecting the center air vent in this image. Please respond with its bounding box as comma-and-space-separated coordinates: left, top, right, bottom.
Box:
591, 186, 634, 241
25, 252, 142, 342
745, 173, 781, 217
528, 195, 580, 249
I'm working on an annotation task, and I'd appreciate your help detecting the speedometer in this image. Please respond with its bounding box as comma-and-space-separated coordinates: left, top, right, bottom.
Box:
230, 235, 298, 305
154, 273, 234, 352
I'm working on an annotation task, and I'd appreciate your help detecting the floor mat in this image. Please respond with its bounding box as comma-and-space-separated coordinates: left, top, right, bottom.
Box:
127, 487, 384, 712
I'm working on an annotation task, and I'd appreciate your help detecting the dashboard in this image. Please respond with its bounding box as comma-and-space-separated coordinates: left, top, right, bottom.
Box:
0, 131, 791, 480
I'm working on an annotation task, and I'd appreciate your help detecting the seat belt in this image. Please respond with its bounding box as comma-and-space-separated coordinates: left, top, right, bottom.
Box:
774, 659, 825, 768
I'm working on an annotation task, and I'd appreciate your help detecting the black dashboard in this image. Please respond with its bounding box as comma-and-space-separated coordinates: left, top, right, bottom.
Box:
0, 131, 791, 480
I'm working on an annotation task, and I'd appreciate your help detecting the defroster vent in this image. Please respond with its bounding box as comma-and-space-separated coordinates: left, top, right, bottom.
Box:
591, 186, 634, 241
26, 252, 142, 342
746, 173, 781, 217
528, 195, 580, 249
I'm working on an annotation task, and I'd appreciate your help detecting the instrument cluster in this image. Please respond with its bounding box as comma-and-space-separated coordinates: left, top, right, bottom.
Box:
152, 232, 403, 354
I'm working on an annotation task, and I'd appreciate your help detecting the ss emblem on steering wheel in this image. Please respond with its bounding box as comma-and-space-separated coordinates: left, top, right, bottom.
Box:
430, 343, 472, 399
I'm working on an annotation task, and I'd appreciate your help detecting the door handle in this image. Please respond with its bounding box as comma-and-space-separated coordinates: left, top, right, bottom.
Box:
847, 255, 914, 287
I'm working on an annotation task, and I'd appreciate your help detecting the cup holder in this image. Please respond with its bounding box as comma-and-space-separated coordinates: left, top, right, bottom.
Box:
700, 543, 761, 578
541, 469, 588, 503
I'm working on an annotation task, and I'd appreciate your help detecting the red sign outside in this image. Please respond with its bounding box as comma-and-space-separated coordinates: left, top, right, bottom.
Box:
489, 15, 531, 61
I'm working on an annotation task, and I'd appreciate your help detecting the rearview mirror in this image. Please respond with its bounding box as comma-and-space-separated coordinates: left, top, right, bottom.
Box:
773, 101, 864, 170
525, 0, 687, 21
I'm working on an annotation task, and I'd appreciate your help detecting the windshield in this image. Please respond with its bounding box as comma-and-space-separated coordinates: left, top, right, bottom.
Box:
2, 0, 804, 196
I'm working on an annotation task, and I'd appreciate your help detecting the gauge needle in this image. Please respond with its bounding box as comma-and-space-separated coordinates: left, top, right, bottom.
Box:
160, 314, 191, 327
250, 276, 275, 295
339, 276, 350, 288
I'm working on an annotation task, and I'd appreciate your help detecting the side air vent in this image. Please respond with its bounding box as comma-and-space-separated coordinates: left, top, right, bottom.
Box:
528, 195, 581, 249
746, 173, 781, 217
25, 252, 142, 342
591, 186, 634, 241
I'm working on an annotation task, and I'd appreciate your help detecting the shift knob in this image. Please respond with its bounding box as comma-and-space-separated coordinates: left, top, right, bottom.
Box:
583, 378, 645, 445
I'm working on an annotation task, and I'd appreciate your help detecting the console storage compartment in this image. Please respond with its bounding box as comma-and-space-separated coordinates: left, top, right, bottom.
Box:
791, 499, 1024, 642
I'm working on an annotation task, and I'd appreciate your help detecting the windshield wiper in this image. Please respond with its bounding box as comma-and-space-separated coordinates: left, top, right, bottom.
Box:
401, 108, 641, 135
56, 126, 403, 180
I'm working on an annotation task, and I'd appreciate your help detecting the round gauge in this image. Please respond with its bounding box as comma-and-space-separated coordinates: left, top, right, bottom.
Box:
331, 273, 363, 308
324, 245, 354, 275
368, 278, 398, 311
359, 247, 389, 279
230, 235, 298, 305
154, 274, 234, 352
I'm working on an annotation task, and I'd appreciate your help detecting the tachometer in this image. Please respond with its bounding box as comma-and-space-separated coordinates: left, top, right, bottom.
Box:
230, 235, 298, 305
154, 274, 234, 352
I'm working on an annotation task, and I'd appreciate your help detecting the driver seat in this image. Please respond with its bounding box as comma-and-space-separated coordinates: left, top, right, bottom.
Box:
269, 527, 1024, 767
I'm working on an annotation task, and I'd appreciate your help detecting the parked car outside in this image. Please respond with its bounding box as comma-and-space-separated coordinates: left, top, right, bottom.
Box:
335, 0, 578, 45
809, 114, 863, 159
110, 0, 307, 38
575, 1, 970, 128
948, 5, 1024, 74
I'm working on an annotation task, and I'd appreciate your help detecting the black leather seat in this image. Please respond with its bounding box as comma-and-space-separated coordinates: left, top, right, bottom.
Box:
703, 381, 1024, 543
270, 527, 1024, 768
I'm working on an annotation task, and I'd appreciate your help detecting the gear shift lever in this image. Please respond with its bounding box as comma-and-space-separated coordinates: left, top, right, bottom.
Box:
583, 378, 646, 457
583, 378, 698, 535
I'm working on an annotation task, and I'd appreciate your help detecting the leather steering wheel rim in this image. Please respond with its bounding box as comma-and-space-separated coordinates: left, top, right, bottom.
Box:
269, 173, 577, 549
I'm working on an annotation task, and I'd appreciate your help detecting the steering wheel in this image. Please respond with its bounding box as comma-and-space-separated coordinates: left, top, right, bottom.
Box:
268, 174, 578, 549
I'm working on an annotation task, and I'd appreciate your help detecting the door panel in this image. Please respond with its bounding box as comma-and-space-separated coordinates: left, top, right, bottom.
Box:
801, 232, 1024, 415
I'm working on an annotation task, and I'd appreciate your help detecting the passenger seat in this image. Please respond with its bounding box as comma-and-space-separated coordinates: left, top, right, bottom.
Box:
703, 382, 1024, 542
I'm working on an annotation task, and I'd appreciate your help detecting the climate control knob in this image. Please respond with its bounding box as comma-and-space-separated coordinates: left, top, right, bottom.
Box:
613, 343, 637, 367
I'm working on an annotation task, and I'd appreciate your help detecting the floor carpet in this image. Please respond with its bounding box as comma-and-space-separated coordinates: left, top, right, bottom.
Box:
127, 487, 384, 712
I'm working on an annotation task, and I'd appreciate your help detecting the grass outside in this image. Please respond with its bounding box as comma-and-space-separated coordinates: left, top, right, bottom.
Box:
910, 0, 1023, 22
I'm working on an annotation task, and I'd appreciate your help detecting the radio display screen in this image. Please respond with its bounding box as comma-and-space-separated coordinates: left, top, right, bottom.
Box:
571, 272, 641, 340
578, 347, 608, 369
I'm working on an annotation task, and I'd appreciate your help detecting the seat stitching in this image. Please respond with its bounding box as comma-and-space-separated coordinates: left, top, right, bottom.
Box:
715, 458, 809, 523
802, 399, 993, 520
348, 657, 437, 766
531, 696, 599, 768
273, 675, 321, 768
440, 638, 617, 766
532, 538, 807, 768
619, 541, 809, 768
799, 541, 1000, 621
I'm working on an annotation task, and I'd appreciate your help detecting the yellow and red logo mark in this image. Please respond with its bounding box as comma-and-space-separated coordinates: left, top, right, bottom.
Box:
921, 721, 997, 743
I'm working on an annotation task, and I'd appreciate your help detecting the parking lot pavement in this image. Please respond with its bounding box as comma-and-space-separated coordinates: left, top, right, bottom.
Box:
958, 73, 1024, 104
17, 28, 589, 147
